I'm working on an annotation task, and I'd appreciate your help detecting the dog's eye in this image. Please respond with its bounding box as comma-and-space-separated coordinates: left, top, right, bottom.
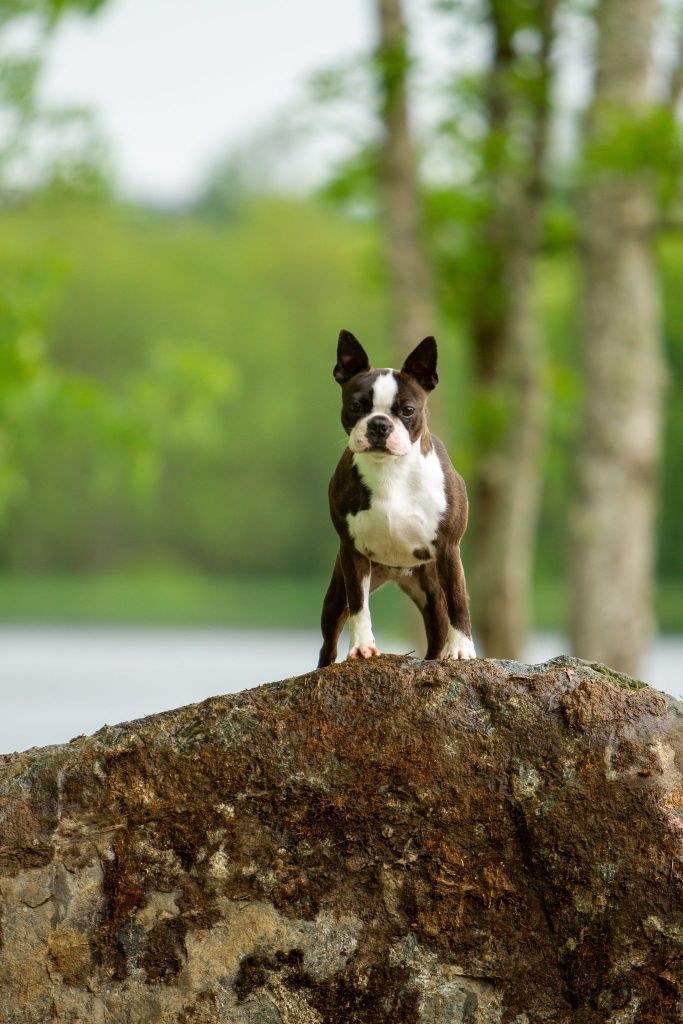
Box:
403, 405, 415, 417
348, 400, 361, 414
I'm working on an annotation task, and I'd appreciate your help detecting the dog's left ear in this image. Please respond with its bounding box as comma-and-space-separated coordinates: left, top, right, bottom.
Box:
334, 329, 370, 384
401, 336, 438, 391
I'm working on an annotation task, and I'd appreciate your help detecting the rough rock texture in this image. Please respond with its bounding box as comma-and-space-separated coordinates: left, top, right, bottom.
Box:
0, 655, 681, 1024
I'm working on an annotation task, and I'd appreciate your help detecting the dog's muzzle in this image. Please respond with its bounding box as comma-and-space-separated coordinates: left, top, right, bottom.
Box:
366, 415, 393, 450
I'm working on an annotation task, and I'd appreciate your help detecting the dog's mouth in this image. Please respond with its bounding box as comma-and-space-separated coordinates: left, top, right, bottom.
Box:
365, 442, 400, 457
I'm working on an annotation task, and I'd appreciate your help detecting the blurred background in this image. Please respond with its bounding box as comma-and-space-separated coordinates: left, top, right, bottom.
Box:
1, 0, 681, 752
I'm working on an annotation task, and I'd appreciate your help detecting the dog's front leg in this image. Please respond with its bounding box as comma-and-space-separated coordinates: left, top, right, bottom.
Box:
436, 543, 476, 660
340, 541, 379, 660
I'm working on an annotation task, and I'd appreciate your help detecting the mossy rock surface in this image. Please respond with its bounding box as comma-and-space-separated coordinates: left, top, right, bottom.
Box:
0, 655, 681, 1023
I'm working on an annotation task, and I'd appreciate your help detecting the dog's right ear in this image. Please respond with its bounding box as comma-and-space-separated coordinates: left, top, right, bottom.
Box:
333, 330, 370, 385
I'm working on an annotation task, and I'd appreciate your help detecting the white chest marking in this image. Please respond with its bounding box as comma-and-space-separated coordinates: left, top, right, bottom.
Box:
346, 443, 447, 567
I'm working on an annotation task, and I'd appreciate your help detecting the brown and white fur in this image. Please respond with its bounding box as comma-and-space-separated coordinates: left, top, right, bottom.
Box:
318, 329, 476, 667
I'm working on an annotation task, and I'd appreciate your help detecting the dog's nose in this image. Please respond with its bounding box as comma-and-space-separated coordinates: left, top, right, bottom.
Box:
367, 416, 392, 439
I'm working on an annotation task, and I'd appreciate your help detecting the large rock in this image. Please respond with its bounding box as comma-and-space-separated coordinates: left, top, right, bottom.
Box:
0, 655, 681, 1023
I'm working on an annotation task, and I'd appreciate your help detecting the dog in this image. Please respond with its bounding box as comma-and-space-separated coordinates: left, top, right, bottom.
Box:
318, 329, 476, 667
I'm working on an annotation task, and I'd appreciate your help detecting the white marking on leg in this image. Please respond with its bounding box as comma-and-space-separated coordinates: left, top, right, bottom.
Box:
442, 626, 476, 660
348, 572, 379, 659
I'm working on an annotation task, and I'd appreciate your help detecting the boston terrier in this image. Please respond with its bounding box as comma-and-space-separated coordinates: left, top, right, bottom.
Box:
318, 329, 476, 667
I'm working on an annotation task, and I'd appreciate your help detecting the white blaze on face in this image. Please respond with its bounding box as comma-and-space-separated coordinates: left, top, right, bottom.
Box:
371, 372, 398, 414
348, 371, 411, 456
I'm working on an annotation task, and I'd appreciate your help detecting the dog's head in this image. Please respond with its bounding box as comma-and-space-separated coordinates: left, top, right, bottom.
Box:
333, 329, 438, 456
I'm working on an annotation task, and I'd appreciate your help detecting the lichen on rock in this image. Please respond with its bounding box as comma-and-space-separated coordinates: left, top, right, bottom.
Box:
0, 655, 681, 1023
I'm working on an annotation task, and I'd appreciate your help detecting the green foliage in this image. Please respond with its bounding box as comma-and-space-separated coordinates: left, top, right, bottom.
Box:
2, 190, 681, 630
307, 55, 378, 213
0, 197, 389, 575
194, 153, 246, 224
319, 143, 380, 209
2, 0, 683, 639
0, 0, 113, 202
374, 22, 412, 121
658, 235, 683, 584
49, 0, 106, 15
0, 244, 64, 513
469, 388, 509, 449
0, 0, 235, 538
307, 56, 373, 108
0, 0, 106, 26
584, 106, 683, 206
0, 203, 235, 535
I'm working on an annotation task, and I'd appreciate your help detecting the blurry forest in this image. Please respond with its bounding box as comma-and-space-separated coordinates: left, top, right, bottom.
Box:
2, 0, 683, 674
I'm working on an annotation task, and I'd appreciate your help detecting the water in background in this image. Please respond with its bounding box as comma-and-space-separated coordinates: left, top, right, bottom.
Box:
0, 627, 681, 755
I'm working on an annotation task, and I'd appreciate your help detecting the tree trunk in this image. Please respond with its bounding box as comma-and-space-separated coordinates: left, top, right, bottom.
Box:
473, 209, 545, 659
376, 0, 435, 352
471, 0, 555, 659
570, 0, 664, 676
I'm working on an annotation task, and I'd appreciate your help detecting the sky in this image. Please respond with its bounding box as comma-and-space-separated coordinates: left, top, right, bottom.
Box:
39, 0, 481, 204
41, 0, 379, 203
36, 0, 606, 205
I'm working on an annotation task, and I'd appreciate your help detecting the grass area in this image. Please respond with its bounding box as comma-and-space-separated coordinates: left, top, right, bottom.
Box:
652, 582, 683, 634
530, 578, 683, 633
0, 572, 410, 633
0, 573, 322, 626
0, 572, 680, 632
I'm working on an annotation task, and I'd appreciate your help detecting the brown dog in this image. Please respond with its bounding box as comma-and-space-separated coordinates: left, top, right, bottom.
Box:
318, 330, 476, 667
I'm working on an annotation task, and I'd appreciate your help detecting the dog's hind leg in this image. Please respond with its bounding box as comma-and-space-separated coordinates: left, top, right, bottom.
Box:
398, 564, 448, 660
318, 551, 348, 667
436, 543, 476, 659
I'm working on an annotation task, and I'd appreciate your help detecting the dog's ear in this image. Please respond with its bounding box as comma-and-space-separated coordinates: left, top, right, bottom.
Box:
333, 329, 370, 384
401, 336, 438, 391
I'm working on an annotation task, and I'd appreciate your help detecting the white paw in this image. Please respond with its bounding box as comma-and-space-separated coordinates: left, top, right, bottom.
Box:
348, 644, 380, 660
442, 628, 476, 660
